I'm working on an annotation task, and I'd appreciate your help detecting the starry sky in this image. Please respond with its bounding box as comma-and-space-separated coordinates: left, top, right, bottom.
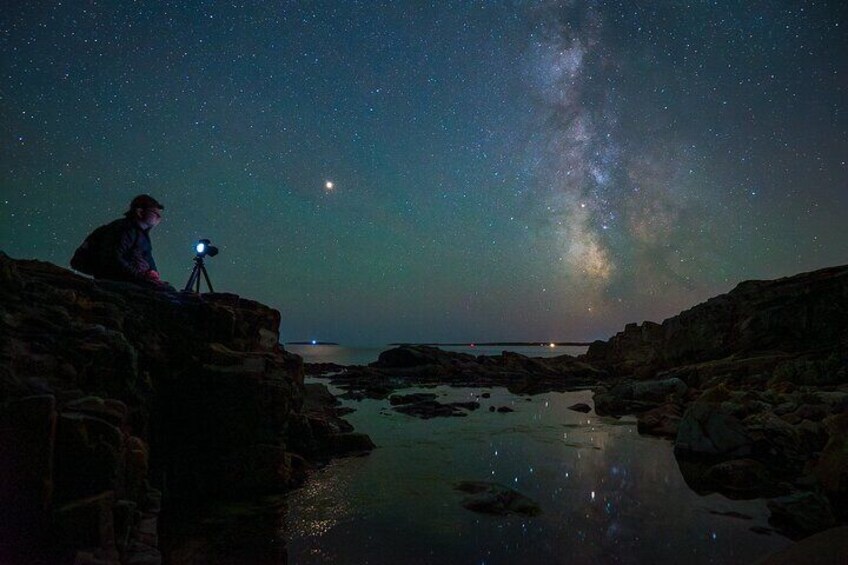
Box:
2, 1, 846, 345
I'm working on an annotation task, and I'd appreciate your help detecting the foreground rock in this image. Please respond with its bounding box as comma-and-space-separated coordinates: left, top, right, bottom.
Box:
455, 481, 541, 517
0, 253, 371, 564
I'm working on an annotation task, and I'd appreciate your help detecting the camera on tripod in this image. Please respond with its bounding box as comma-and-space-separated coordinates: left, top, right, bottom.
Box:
184, 239, 219, 293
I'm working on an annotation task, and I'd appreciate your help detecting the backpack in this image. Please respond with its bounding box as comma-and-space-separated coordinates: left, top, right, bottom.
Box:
70, 222, 118, 275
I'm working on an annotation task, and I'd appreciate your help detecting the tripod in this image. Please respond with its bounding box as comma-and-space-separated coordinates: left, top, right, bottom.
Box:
184, 256, 214, 293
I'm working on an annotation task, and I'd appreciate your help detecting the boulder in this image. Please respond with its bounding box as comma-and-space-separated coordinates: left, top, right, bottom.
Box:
742, 411, 804, 468
455, 481, 541, 516
594, 378, 687, 415
675, 401, 752, 459
809, 412, 848, 505
636, 403, 682, 438
372, 345, 474, 369
701, 458, 776, 498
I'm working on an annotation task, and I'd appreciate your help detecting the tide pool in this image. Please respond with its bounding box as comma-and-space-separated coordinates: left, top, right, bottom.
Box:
283, 380, 792, 564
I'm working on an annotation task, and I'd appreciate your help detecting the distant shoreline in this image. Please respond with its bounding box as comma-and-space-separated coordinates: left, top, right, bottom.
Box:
388, 342, 593, 347
287, 341, 593, 348
283, 341, 592, 349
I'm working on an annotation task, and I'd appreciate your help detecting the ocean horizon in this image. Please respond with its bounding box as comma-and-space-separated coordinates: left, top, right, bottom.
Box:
285, 343, 591, 367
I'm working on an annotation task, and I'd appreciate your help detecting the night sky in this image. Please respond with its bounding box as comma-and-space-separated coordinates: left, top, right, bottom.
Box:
2, 1, 846, 345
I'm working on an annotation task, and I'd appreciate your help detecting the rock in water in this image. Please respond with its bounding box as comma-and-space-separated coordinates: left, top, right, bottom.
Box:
455, 481, 541, 516
389, 393, 438, 406
392, 399, 479, 419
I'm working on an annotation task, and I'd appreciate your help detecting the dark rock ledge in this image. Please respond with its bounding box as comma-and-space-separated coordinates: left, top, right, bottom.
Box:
0, 252, 372, 564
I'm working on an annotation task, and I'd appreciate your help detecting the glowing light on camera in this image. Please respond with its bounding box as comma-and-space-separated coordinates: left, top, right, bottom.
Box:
193, 239, 218, 258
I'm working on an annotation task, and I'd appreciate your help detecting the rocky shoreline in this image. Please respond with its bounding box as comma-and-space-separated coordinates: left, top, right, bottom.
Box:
2, 251, 846, 561
306, 264, 848, 543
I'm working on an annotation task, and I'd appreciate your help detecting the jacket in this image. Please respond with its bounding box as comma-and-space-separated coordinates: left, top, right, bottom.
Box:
91, 218, 157, 283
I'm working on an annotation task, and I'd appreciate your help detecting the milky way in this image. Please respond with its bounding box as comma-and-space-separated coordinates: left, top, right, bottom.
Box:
2, 1, 846, 344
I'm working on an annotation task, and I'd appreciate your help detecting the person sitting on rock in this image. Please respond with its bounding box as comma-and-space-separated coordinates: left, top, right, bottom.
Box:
71, 194, 171, 288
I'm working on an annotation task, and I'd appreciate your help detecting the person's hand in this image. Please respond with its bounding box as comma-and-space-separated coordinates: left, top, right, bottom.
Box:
143, 270, 169, 287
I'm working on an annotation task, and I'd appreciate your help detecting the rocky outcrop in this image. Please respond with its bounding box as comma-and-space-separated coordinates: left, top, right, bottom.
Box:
584, 265, 848, 378
314, 345, 606, 399
582, 264, 848, 540
0, 253, 370, 564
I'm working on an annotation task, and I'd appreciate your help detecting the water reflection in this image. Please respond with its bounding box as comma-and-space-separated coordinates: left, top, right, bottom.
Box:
284, 382, 793, 564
